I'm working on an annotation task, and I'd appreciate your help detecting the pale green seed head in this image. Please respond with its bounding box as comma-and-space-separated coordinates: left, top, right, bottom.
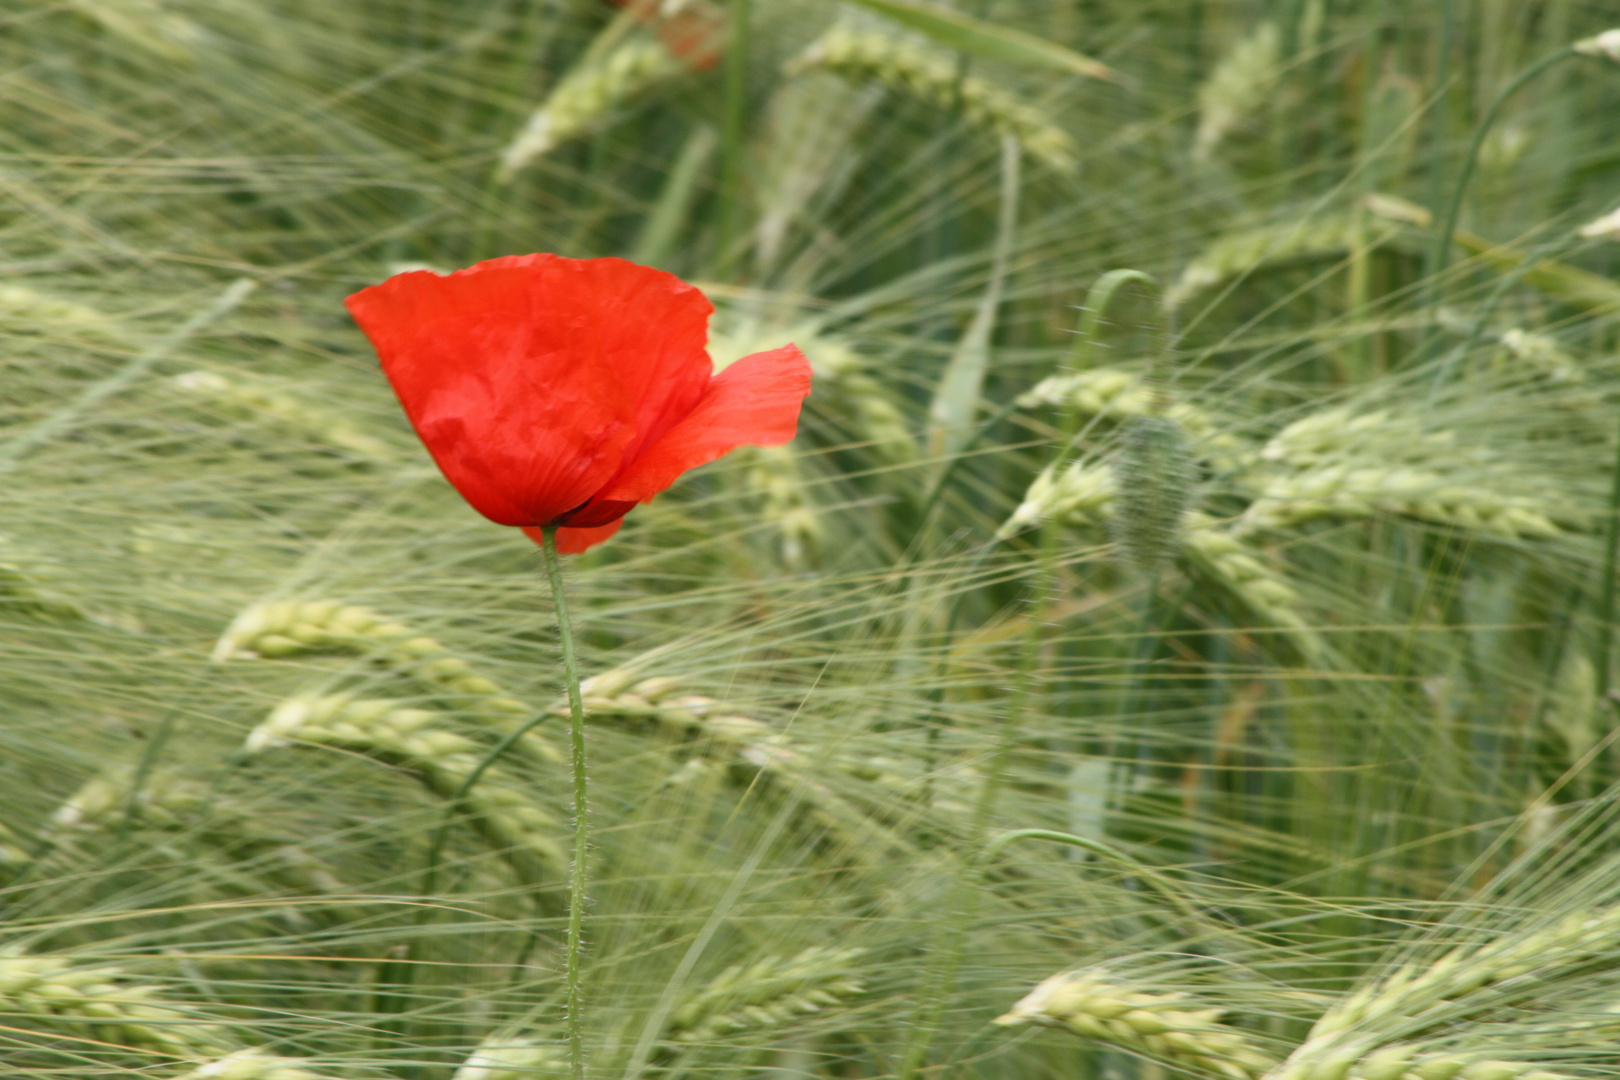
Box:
1112, 416, 1197, 571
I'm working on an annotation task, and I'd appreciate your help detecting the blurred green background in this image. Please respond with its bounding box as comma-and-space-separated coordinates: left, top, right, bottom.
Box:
7, 1, 1620, 1078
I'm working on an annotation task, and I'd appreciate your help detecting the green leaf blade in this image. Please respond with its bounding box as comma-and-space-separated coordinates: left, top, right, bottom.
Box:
840, 0, 1119, 83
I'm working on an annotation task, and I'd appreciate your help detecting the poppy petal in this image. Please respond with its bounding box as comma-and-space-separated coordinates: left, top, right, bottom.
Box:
345, 255, 712, 527
598, 344, 811, 505
523, 518, 626, 554
557, 498, 638, 529
571, 260, 714, 473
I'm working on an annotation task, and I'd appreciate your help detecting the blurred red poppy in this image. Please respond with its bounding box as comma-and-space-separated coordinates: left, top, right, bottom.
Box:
345, 254, 810, 553
606, 0, 726, 69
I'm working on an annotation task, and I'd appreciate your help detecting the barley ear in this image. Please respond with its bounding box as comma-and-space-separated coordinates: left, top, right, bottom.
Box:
799, 333, 917, 463
1016, 367, 1247, 473
1277, 908, 1620, 1079
1573, 29, 1620, 64
0, 820, 29, 867
0, 282, 117, 338
788, 26, 1078, 173
743, 444, 823, 567
1179, 512, 1322, 664
562, 671, 908, 861
0, 949, 233, 1059
176, 1049, 333, 1080
664, 946, 865, 1046
1112, 416, 1197, 571
1194, 21, 1282, 162
452, 1036, 561, 1080
246, 694, 567, 880
997, 968, 1276, 1080
998, 461, 1114, 538
500, 37, 686, 179
213, 599, 546, 748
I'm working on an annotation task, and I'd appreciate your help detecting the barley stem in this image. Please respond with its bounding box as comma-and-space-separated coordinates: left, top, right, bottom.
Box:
387, 703, 561, 1021
912, 396, 1022, 538
542, 526, 590, 1080
895, 538, 1045, 1080
717, 0, 750, 277
1594, 406, 1620, 711
1428, 234, 1575, 397
1050, 269, 1158, 478
116, 707, 179, 842
1107, 569, 1164, 809
420, 706, 556, 897
1420, 44, 1579, 357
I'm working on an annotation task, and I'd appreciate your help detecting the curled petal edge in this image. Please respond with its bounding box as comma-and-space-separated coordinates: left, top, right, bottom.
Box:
598, 344, 812, 505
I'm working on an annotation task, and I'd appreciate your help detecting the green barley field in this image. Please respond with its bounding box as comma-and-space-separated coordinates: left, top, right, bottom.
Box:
7, 1, 1620, 1078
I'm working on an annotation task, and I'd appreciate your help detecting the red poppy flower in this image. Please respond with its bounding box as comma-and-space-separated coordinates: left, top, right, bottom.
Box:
606, 0, 726, 70
344, 254, 811, 554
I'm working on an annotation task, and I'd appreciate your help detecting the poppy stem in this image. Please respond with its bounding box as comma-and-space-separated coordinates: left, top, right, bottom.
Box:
540, 526, 590, 1080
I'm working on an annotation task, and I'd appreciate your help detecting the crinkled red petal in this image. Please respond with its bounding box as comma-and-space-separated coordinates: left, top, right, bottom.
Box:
598, 344, 811, 505
344, 255, 713, 527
